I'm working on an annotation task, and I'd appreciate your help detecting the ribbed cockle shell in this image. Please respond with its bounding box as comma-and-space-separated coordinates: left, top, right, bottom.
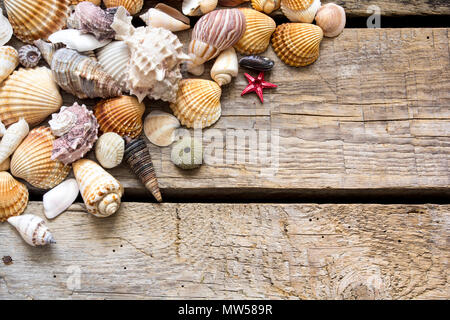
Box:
251, 0, 281, 14
0, 118, 29, 165
0, 46, 18, 84
280, 0, 321, 23
95, 41, 130, 92
0, 172, 28, 223
43, 178, 79, 219
95, 132, 124, 169
104, 0, 143, 15
8, 214, 56, 246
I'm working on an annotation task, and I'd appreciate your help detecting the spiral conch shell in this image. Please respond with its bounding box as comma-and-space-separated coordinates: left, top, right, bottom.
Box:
104, 0, 143, 15
73, 159, 124, 217
251, 0, 281, 14
210, 47, 238, 87
0, 118, 29, 165
140, 3, 190, 32
182, 0, 218, 16
0, 172, 28, 223
4, 0, 70, 43
95, 96, 145, 138
170, 79, 222, 129
95, 132, 124, 169
8, 214, 55, 246
0, 46, 19, 84
280, 0, 321, 23
43, 178, 79, 219
0, 67, 63, 127
234, 8, 276, 55
187, 9, 246, 75
144, 111, 180, 147
11, 127, 70, 189
271, 23, 323, 67
315, 3, 346, 38
0, 8, 13, 46
18, 45, 41, 68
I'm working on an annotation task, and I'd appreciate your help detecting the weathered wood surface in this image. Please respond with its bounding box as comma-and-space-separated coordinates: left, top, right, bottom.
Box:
0, 202, 448, 299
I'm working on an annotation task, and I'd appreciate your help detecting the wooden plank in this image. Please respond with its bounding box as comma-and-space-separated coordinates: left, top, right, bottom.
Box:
0, 202, 448, 299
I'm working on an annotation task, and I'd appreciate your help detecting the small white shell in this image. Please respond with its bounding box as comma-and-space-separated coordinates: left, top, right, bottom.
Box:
140, 4, 190, 32
43, 179, 79, 220
95, 132, 125, 169
182, 0, 218, 16
0, 8, 13, 46
8, 214, 56, 246
0, 118, 29, 165
144, 111, 181, 147
49, 29, 111, 52
95, 41, 130, 91
210, 47, 238, 86
0, 46, 19, 84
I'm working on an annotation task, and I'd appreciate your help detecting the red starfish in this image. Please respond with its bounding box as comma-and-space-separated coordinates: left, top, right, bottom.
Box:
241, 72, 277, 103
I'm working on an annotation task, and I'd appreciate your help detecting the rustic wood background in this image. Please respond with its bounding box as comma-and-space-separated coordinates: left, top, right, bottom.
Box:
0, 0, 449, 300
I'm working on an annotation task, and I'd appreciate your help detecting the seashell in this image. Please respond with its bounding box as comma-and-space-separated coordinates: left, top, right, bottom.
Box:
144, 111, 180, 147
187, 9, 246, 75
43, 178, 79, 219
0, 67, 63, 127
271, 23, 323, 67
103, 0, 143, 15
34, 40, 64, 66
234, 8, 276, 55
315, 3, 346, 38
171, 136, 203, 170
239, 55, 274, 71
0, 118, 29, 165
112, 7, 190, 102
219, 0, 250, 6
4, 0, 70, 44
124, 136, 162, 202
170, 79, 222, 129
280, 0, 321, 23
210, 47, 238, 87
18, 45, 41, 68
49, 106, 77, 137
140, 3, 190, 32
0, 172, 28, 223
95, 41, 130, 92
49, 29, 111, 52
11, 127, 70, 189
95, 96, 144, 138
70, 0, 101, 5
0, 46, 19, 84
51, 103, 99, 165
8, 214, 55, 246
251, 0, 281, 14
182, 0, 218, 16
0, 8, 13, 46
95, 132, 124, 169
0, 157, 10, 171
73, 159, 124, 217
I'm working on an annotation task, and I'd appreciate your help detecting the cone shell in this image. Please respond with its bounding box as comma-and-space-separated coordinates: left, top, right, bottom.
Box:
0, 172, 28, 223
0, 67, 63, 127
95, 132, 124, 169
11, 127, 70, 189
0, 46, 19, 84
234, 8, 276, 55
73, 159, 124, 217
280, 0, 321, 23
144, 111, 180, 147
4, 0, 71, 44
96, 41, 130, 91
95, 96, 145, 138
251, 0, 281, 14
271, 23, 323, 67
8, 214, 55, 246
103, 0, 143, 15
170, 79, 222, 129
43, 178, 79, 219
0, 8, 13, 46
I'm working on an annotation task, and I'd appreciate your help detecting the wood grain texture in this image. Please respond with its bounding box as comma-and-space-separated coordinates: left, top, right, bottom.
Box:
0, 202, 448, 299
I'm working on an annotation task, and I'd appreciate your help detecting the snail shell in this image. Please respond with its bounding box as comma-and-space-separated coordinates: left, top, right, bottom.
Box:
95, 132, 125, 169
43, 179, 79, 219
210, 47, 238, 87
18, 45, 41, 68
8, 214, 55, 246
0, 118, 29, 165
0, 172, 28, 223
0, 46, 19, 84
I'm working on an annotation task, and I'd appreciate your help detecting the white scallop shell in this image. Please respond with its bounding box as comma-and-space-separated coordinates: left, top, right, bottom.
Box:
0, 118, 29, 165
49, 29, 111, 52
0, 8, 13, 46
144, 111, 180, 147
95, 41, 130, 91
95, 132, 124, 169
8, 214, 56, 246
43, 178, 79, 219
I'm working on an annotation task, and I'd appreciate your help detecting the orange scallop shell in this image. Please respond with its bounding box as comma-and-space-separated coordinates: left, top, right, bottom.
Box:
103, 0, 143, 15
0, 171, 28, 222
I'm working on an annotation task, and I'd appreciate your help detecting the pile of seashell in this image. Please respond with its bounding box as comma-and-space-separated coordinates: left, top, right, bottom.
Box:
0, 0, 345, 247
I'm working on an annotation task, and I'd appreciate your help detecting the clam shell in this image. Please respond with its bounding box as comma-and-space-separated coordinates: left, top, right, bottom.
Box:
144, 111, 180, 147
95, 41, 130, 92
170, 79, 222, 129
18, 45, 41, 68
315, 3, 346, 38
49, 29, 111, 52
0, 171, 28, 223
271, 23, 323, 67
11, 127, 71, 190
239, 55, 275, 71
8, 214, 55, 246
73, 159, 124, 217
251, 0, 281, 14
0, 118, 29, 165
0, 46, 19, 84
103, 0, 143, 15
0, 8, 13, 46
234, 8, 276, 55
140, 3, 190, 32
95, 96, 145, 138
280, 0, 321, 23
43, 178, 79, 219
95, 132, 124, 169
0, 67, 63, 127
171, 136, 203, 170
4, 0, 70, 44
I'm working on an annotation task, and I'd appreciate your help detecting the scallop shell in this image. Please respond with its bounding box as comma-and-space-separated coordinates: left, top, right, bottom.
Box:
171, 136, 203, 170
18, 45, 41, 68
95, 132, 124, 169
124, 136, 162, 202
210, 47, 238, 86
0, 171, 28, 223
234, 8, 276, 55
0, 8, 13, 46
4, 0, 70, 44
144, 111, 180, 147
170, 79, 222, 129
95, 96, 145, 138
315, 3, 346, 38
182, 0, 218, 16
11, 127, 71, 190
140, 3, 190, 32
251, 0, 281, 14
0, 46, 19, 84
0, 67, 63, 127
280, 0, 321, 23
0, 118, 29, 165
271, 23, 323, 67
73, 159, 124, 217
49, 29, 111, 52
8, 214, 55, 246
103, 0, 143, 15
95, 41, 130, 92
43, 178, 79, 219
187, 9, 246, 75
